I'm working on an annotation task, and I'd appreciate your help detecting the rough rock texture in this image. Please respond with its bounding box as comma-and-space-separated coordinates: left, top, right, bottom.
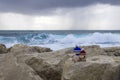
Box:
0, 53, 43, 80
26, 49, 71, 80
62, 56, 120, 80
103, 47, 120, 56
25, 45, 120, 80
0, 44, 7, 54
0, 44, 120, 80
0, 44, 53, 80
25, 45, 108, 80
26, 57, 61, 80
8, 44, 52, 54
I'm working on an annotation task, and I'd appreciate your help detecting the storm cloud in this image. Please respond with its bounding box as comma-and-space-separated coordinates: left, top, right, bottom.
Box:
0, 4, 120, 30
0, 0, 120, 14
0, 0, 120, 30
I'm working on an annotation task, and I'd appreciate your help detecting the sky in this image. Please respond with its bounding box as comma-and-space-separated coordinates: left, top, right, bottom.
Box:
0, 0, 120, 30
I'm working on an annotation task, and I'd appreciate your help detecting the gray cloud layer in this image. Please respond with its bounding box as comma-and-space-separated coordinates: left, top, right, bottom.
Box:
0, 0, 120, 14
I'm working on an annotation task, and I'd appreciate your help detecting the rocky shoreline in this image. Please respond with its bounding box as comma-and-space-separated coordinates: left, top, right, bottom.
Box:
0, 44, 120, 80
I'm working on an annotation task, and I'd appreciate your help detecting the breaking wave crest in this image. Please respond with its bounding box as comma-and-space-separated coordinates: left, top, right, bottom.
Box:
0, 32, 120, 50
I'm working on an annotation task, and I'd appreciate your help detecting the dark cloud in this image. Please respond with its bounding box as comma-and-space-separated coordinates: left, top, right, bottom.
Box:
0, 0, 120, 14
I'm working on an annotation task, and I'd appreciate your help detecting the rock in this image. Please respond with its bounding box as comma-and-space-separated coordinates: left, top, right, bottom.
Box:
114, 53, 120, 56
59, 45, 107, 57
26, 50, 71, 80
0, 44, 53, 80
0, 44, 7, 54
1, 44, 120, 80
26, 57, 62, 80
81, 45, 107, 57
103, 47, 120, 56
8, 44, 52, 54
0, 53, 43, 80
0, 44, 70, 80
62, 56, 120, 80
25, 45, 108, 80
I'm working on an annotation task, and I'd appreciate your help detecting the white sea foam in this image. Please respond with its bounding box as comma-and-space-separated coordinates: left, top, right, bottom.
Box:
0, 32, 120, 50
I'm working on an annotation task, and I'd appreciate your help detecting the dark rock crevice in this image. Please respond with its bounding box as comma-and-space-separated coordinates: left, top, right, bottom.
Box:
0, 44, 7, 54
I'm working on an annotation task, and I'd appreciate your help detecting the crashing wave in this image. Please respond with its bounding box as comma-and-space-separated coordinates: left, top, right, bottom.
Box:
0, 32, 120, 50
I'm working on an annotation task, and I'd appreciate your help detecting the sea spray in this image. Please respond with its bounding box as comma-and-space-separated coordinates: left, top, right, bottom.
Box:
0, 31, 120, 50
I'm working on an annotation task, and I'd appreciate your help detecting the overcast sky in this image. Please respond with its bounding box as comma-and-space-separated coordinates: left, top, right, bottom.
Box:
0, 0, 120, 30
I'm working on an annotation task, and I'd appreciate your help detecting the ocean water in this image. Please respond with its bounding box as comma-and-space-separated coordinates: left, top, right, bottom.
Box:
0, 30, 120, 50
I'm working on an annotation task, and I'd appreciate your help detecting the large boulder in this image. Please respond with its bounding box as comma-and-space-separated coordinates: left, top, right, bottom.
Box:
0, 44, 71, 80
0, 53, 43, 80
26, 50, 71, 80
0, 44, 7, 54
62, 56, 120, 80
0, 44, 53, 80
26, 57, 62, 80
8, 44, 52, 54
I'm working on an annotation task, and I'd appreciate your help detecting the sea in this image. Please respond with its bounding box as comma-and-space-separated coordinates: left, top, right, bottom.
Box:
0, 30, 120, 50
